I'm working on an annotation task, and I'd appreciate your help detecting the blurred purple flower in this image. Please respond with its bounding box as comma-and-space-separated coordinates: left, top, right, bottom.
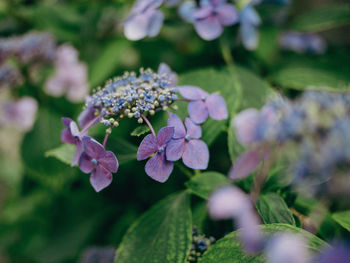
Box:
178, 0, 197, 23
137, 126, 174, 182
61, 118, 87, 166
78, 104, 99, 130
124, 0, 164, 40
0, 62, 23, 89
166, 113, 209, 169
233, 108, 260, 146
265, 233, 310, 263
2, 97, 38, 132
208, 186, 262, 252
279, 31, 327, 55
239, 4, 261, 50
229, 149, 262, 180
79, 136, 118, 192
164, 0, 180, 7
178, 85, 228, 124
45, 44, 89, 102
193, 0, 238, 40
315, 243, 350, 263
158, 63, 178, 87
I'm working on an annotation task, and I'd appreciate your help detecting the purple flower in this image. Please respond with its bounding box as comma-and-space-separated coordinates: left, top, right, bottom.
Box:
315, 243, 350, 263
79, 136, 118, 192
137, 126, 174, 182
166, 113, 209, 169
61, 118, 87, 166
178, 0, 197, 23
193, 0, 238, 40
157, 63, 178, 87
239, 4, 261, 50
2, 97, 38, 132
233, 108, 260, 146
124, 0, 164, 40
208, 186, 262, 252
78, 104, 99, 130
178, 85, 228, 124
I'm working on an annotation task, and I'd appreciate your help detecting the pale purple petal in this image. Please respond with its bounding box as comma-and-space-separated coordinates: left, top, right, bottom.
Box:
193, 6, 213, 19
184, 118, 201, 139
124, 13, 149, 40
188, 100, 209, 124
233, 108, 260, 146
168, 113, 186, 139
240, 23, 259, 50
158, 63, 178, 86
157, 126, 174, 146
137, 134, 158, 160
237, 212, 263, 253
79, 152, 94, 174
61, 128, 75, 144
178, 1, 197, 23
62, 117, 73, 128
99, 151, 119, 173
177, 85, 208, 100
229, 149, 261, 180
194, 15, 223, 40
69, 121, 80, 137
147, 10, 164, 37
216, 4, 238, 26
90, 165, 113, 192
72, 140, 83, 166
145, 152, 174, 183
166, 138, 185, 161
83, 136, 106, 159
316, 244, 350, 263
78, 105, 98, 130
206, 93, 228, 120
183, 140, 209, 169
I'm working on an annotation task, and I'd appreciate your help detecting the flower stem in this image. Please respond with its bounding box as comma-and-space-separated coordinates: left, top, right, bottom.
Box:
141, 114, 156, 137
175, 98, 191, 102
103, 131, 111, 148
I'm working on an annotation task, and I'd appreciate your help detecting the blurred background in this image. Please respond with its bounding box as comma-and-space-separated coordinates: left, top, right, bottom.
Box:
0, 0, 349, 262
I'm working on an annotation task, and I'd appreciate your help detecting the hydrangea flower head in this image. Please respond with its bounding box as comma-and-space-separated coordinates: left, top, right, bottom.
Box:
178, 85, 228, 124
193, 0, 238, 40
137, 127, 175, 182
124, 0, 164, 40
166, 113, 209, 169
79, 136, 118, 192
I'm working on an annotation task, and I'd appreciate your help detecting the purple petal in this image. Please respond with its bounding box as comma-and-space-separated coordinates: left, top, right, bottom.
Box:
233, 108, 260, 146
78, 106, 98, 130
83, 136, 106, 159
99, 151, 119, 173
69, 121, 80, 137
168, 113, 186, 139
178, 1, 197, 23
145, 152, 174, 183
188, 100, 209, 124
158, 63, 178, 86
177, 86, 208, 100
147, 10, 164, 37
216, 4, 238, 26
157, 126, 174, 146
240, 23, 259, 50
193, 6, 213, 19
137, 134, 158, 160
72, 140, 83, 166
124, 13, 149, 40
61, 128, 75, 144
90, 165, 113, 192
184, 118, 201, 139
206, 93, 228, 120
165, 138, 185, 161
79, 152, 94, 174
183, 140, 209, 169
237, 212, 263, 253
229, 149, 261, 180
194, 15, 223, 40
62, 117, 73, 128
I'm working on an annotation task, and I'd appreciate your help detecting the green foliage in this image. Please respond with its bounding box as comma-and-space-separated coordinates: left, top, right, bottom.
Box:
199, 224, 329, 263
185, 172, 230, 200
292, 4, 350, 32
256, 193, 296, 225
45, 144, 75, 165
130, 125, 150, 137
332, 210, 350, 232
114, 191, 192, 263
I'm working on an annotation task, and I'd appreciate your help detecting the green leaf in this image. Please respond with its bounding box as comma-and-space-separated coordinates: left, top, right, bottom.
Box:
114, 191, 192, 263
256, 193, 295, 225
177, 67, 241, 145
185, 172, 230, 200
332, 210, 350, 232
130, 125, 150, 137
199, 223, 329, 263
45, 144, 75, 165
292, 4, 350, 32
89, 39, 130, 87
108, 137, 138, 165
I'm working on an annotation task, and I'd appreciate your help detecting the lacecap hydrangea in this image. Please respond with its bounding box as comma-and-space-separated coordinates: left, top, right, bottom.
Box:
61, 64, 228, 192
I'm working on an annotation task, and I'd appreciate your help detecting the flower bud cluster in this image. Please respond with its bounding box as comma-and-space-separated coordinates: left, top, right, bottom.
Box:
186, 227, 215, 263
88, 68, 177, 124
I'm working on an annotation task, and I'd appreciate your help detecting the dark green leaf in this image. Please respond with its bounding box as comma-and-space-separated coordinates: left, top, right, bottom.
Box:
199, 223, 329, 263
292, 4, 350, 32
114, 191, 192, 263
130, 125, 150, 137
332, 210, 350, 232
45, 144, 75, 165
256, 193, 295, 225
185, 172, 230, 200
